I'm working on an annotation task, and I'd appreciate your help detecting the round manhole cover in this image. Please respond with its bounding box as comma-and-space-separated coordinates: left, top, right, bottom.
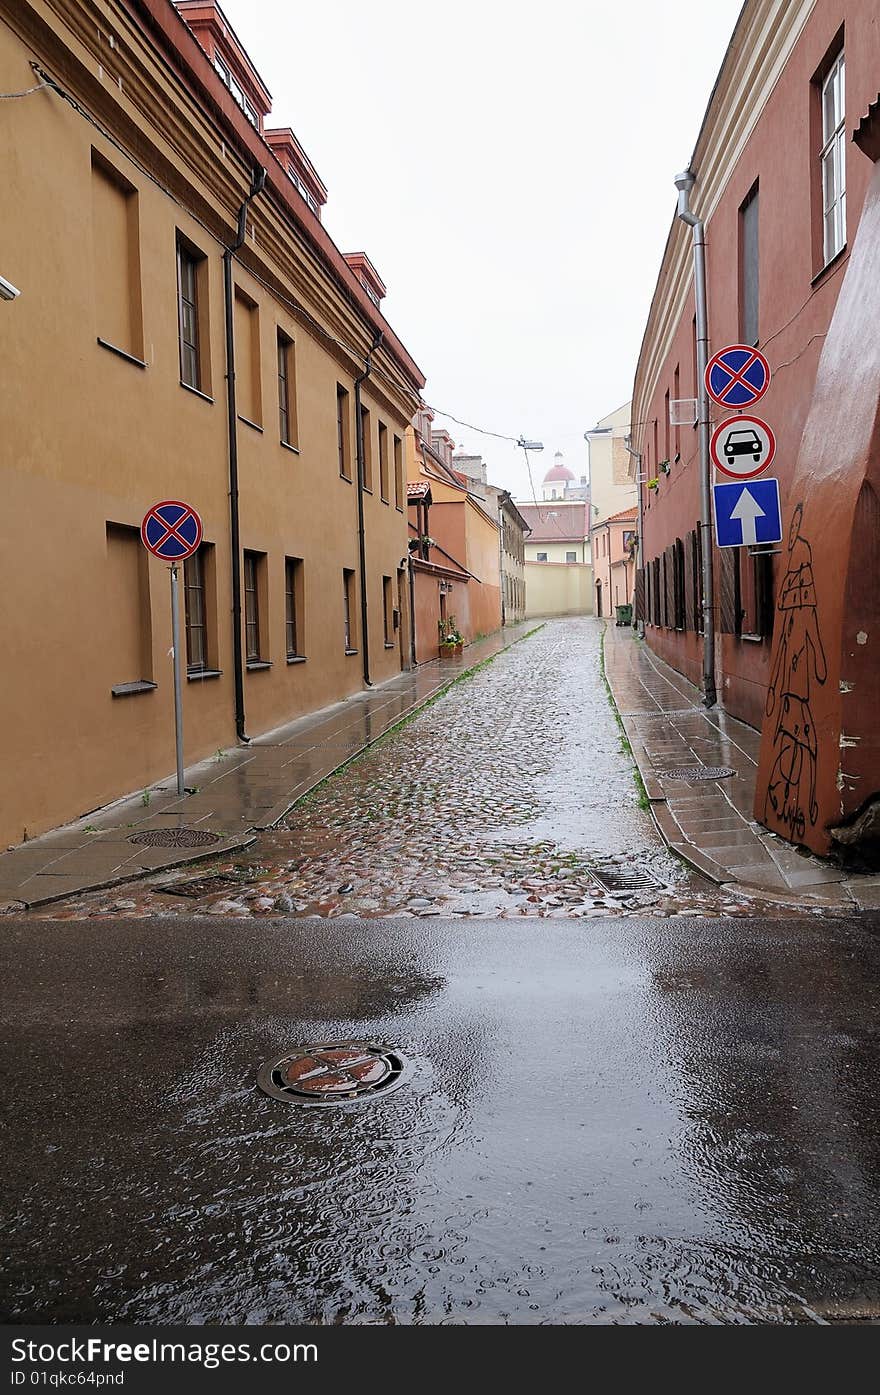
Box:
128, 827, 221, 848
257, 1043, 409, 1106
662, 766, 736, 782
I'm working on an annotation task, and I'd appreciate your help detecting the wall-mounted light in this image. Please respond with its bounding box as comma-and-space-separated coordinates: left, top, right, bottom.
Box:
0, 274, 21, 301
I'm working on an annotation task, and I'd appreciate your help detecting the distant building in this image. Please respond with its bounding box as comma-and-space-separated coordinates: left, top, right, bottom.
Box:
585, 402, 636, 526
453, 454, 529, 625
517, 499, 593, 618
539, 450, 589, 502
591, 508, 638, 619
404, 411, 503, 661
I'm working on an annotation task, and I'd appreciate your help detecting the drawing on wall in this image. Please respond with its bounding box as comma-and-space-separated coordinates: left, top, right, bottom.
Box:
764, 503, 828, 842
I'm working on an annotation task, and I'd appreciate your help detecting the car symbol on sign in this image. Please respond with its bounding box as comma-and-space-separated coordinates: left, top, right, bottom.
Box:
723, 428, 763, 463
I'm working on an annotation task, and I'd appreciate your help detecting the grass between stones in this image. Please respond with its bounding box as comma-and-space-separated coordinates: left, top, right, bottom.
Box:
599, 624, 651, 811
295, 625, 547, 809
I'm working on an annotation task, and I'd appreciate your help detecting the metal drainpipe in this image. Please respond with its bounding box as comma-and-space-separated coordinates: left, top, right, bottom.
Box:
353, 329, 384, 688
408, 554, 417, 666
675, 169, 717, 708
223, 165, 267, 743
624, 436, 644, 636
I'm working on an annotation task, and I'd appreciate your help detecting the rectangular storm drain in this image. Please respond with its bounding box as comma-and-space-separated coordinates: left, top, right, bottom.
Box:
156, 873, 241, 899
590, 863, 665, 893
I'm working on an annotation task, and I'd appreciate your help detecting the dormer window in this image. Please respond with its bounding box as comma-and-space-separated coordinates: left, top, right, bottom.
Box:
213, 55, 258, 126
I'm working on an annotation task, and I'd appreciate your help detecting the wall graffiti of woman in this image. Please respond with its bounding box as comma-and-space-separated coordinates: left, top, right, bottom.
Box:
763, 503, 828, 842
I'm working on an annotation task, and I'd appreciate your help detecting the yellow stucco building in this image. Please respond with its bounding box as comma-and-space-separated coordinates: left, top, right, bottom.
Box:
0, 0, 425, 846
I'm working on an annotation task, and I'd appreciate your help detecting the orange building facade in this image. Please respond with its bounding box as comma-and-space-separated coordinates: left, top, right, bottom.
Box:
0, 0, 424, 847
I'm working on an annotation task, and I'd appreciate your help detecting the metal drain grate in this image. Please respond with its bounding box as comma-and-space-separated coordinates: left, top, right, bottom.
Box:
661, 766, 736, 782
156, 873, 240, 898
258, 1043, 408, 1106
128, 827, 221, 848
591, 863, 665, 893
620, 707, 703, 719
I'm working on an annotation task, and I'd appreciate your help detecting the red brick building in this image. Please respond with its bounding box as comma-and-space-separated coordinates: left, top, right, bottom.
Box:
632, 0, 880, 858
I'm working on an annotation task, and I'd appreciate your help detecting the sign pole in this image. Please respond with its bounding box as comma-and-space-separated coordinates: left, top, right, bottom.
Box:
169, 563, 186, 797
141, 501, 202, 799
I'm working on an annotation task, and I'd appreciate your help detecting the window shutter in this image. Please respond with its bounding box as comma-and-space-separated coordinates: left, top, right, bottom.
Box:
718, 546, 740, 634
684, 532, 695, 631
634, 567, 646, 624
664, 546, 675, 627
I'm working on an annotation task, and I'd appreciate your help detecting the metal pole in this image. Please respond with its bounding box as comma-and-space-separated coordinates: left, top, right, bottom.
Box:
675, 169, 716, 708
692, 221, 717, 707
170, 564, 185, 796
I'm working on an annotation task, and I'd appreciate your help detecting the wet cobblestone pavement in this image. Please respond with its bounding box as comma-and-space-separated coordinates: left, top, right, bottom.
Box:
32, 619, 823, 922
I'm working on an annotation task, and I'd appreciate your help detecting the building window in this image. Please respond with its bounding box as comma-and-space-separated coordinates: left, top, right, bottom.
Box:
277, 330, 297, 446
566, 550, 576, 563
379, 422, 389, 501
234, 287, 261, 426
394, 434, 404, 510
821, 51, 846, 265
383, 575, 393, 645
343, 568, 356, 652
106, 523, 152, 689
213, 55, 259, 127
285, 557, 304, 659
91, 152, 142, 361
738, 549, 775, 639
664, 388, 671, 463
537, 551, 548, 562
673, 538, 686, 630
184, 545, 207, 672
244, 551, 267, 665
337, 385, 351, 480
739, 182, 759, 346
177, 238, 203, 391
360, 405, 373, 490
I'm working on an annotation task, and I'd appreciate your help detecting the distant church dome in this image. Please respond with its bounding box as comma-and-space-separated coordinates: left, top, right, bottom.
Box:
543, 450, 575, 484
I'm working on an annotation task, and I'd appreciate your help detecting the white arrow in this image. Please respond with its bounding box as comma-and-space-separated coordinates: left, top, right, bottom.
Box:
730, 487, 765, 545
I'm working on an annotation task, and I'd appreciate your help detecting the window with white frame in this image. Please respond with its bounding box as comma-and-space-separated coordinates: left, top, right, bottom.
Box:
821, 51, 846, 264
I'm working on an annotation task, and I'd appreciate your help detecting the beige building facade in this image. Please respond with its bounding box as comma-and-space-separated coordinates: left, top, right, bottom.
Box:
0, 0, 424, 847
585, 402, 636, 528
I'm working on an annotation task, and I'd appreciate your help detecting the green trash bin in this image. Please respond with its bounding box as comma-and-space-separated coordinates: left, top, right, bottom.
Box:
615, 604, 633, 627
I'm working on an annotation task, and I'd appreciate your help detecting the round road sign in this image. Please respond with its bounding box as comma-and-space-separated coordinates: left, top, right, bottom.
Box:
710, 414, 776, 480
705, 344, 771, 409
141, 500, 203, 562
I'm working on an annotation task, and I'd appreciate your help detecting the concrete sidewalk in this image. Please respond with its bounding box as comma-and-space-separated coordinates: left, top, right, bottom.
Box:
0, 624, 537, 909
603, 623, 879, 910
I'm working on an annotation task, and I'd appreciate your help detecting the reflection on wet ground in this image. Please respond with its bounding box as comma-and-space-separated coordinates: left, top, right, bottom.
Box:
3, 915, 879, 1325
31, 621, 815, 923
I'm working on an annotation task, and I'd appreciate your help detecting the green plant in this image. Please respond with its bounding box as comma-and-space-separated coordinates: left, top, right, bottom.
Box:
658, 459, 671, 475
646, 477, 660, 492
141, 789, 151, 807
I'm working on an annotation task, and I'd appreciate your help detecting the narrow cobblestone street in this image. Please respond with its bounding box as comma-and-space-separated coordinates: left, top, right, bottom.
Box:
33, 619, 793, 923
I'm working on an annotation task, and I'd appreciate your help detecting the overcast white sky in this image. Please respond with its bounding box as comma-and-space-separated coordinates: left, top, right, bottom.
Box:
221, 0, 743, 499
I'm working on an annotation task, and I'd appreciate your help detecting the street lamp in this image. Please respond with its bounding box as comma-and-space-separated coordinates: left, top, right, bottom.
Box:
517, 437, 544, 452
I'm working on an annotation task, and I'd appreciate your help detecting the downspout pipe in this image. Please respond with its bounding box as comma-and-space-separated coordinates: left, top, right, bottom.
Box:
224, 164, 267, 743
354, 329, 384, 688
674, 169, 717, 708
624, 435, 644, 636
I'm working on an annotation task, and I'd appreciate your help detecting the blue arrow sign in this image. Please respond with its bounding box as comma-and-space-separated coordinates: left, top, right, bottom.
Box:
713, 478, 782, 548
